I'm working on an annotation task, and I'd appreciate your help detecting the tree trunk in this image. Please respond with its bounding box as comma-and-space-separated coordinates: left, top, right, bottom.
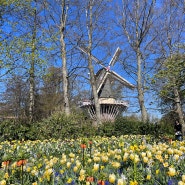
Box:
137, 49, 148, 122
174, 87, 185, 135
60, 0, 70, 116
87, 0, 101, 126
29, 7, 36, 122
29, 61, 35, 122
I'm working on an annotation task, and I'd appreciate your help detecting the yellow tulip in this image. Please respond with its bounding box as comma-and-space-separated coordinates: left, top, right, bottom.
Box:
73, 166, 78, 172
93, 163, 99, 171
129, 153, 135, 160
143, 156, 148, 163
67, 178, 73, 183
168, 167, 176, 177
117, 178, 125, 185
80, 169, 86, 176
156, 169, 160, 175
173, 154, 179, 161
87, 159, 92, 163
178, 181, 185, 185
0, 180, 6, 185
4, 173, 9, 179
167, 148, 174, 155
79, 174, 85, 181
102, 155, 109, 163
67, 162, 71, 168
69, 152, 75, 158
60, 169, 65, 174
129, 180, 138, 185
141, 152, 146, 158
60, 159, 66, 165
146, 174, 151, 180
123, 152, 129, 161
93, 156, 100, 162
109, 173, 116, 184
112, 161, 121, 168
146, 151, 152, 158
163, 162, 169, 167
27, 167, 31, 172
182, 175, 185, 182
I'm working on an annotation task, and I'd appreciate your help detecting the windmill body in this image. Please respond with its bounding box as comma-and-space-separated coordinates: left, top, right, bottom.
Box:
96, 68, 112, 98
78, 46, 135, 122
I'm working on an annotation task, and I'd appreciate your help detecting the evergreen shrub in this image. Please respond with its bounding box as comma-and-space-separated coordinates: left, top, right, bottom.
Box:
0, 114, 175, 141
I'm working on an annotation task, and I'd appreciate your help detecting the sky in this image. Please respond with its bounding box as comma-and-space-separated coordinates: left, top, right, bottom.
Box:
1, 0, 184, 121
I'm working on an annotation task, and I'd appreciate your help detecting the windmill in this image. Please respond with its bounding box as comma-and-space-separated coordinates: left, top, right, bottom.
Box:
78, 46, 135, 122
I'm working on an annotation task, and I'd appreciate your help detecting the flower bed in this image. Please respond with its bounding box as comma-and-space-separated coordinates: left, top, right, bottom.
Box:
0, 135, 185, 185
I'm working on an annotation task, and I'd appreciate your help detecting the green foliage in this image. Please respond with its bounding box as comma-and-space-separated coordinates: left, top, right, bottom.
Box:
0, 115, 175, 142
96, 117, 174, 138
0, 112, 95, 141
32, 112, 95, 140
114, 117, 143, 135
154, 54, 185, 101
0, 119, 31, 141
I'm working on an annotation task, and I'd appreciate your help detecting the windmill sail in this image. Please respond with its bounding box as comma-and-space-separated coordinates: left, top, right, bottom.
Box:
96, 69, 109, 94
78, 46, 105, 68
109, 47, 122, 66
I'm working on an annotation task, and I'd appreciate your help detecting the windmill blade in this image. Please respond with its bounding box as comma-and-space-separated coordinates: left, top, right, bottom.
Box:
109, 47, 122, 67
110, 71, 135, 89
77, 46, 105, 68
97, 70, 109, 94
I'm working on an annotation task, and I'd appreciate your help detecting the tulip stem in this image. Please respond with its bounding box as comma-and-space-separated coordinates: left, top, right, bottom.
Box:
21, 164, 24, 185
82, 147, 85, 167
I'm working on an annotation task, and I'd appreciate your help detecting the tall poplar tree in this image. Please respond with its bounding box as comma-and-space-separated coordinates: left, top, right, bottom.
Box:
1, 0, 47, 121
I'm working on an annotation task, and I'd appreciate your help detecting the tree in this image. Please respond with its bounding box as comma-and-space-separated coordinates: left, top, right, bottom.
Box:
42, 0, 81, 116
40, 67, 63, 117
73, 0, 113, 125
153, 54, 185, 132
3, 0, 49, 122
115, 0, 157, 122
29, 1, 37, 122
2, 75, 29, 119
153, 0, 185, 132
85, 0, 101, 125
60, 0, 70, 115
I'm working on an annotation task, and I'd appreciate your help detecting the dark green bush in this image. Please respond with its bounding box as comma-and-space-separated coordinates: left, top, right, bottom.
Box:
0, 119, 31, 141
0, 114, 175, 141
0, 112, 96, 141
97, 117, 175, 138
114, 117, 142, 135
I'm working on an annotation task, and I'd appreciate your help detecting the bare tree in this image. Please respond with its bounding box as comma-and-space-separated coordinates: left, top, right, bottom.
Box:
115, 0, 157, 122
85, 0, 101, 125
60, 0, 70, 115
2, 75, 29, 119
29, 3, 37, 122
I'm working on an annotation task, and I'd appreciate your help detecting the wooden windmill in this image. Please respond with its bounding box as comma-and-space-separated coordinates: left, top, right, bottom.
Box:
78, 46, 135, 122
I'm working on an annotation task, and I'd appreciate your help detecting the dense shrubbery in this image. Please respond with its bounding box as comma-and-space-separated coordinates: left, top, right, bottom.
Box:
98, 117, 174, 138
0, 113, 174, 141
0, 113, 94, 141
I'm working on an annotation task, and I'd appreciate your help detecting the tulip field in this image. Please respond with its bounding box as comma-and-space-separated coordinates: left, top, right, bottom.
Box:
0, 135, 185, 185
